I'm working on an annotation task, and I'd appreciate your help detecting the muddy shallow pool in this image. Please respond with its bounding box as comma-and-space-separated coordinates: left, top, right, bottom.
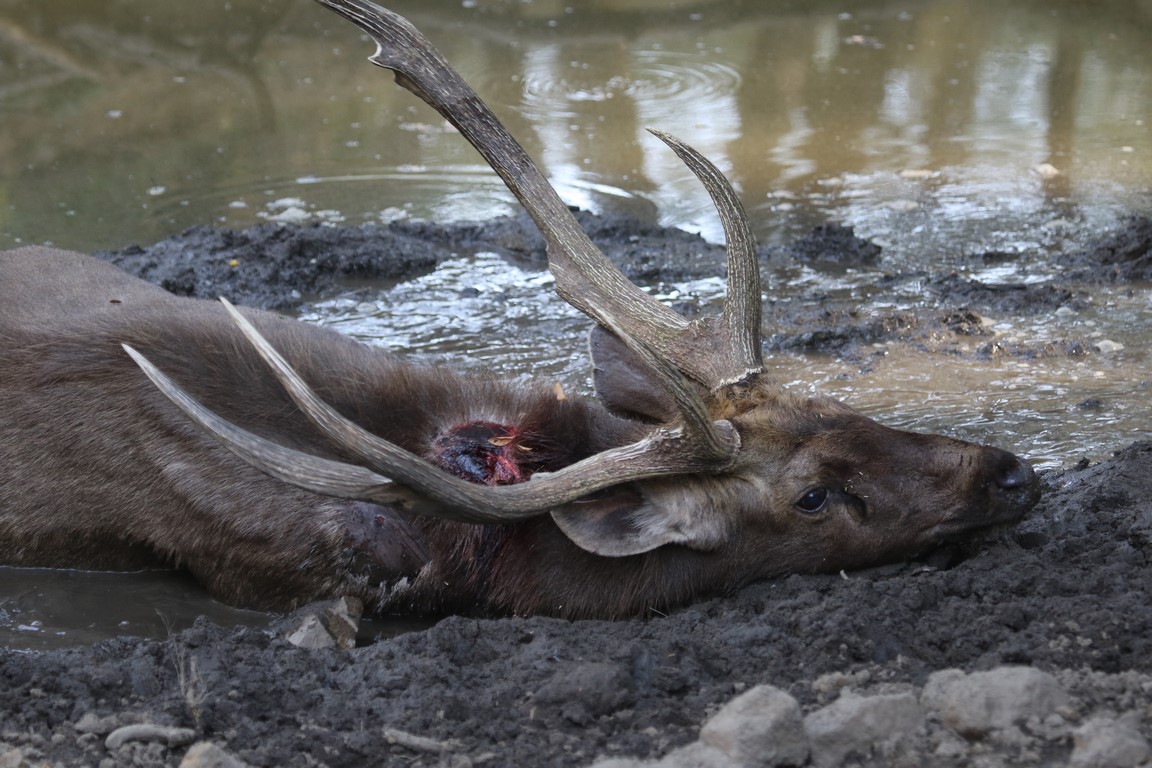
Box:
1, 2, 1152, 766
0, 2, 1151, 757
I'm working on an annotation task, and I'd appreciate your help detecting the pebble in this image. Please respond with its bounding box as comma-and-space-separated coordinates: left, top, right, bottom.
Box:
587, 759, 648, 768
585, 665, 1141, 768
1093, 339, 1125, 354
804, 691, 924, 768
656, 742, 733, 768
74, 712, 121, 735
920, 666, 1070, 738
285, 615, 336, 649
105, 723, 197, 750
1070, 714, 1152, 768
179, 741, 251, 768
587, 684, 809, 768
284, 596, 363, 650
698, 684, 809, 767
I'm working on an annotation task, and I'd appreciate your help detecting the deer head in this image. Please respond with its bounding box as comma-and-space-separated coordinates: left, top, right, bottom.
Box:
122, 0, 1039, 606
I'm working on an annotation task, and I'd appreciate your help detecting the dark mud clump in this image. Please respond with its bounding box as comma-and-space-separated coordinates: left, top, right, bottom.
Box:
98, 215, 1101, 363
99, 222, 445, 311
98, 209, 732, 311
2, 213, 1150, 767
1073, 213, 1152, 282
925, 273, 1091, 315
771, 222, 883, 271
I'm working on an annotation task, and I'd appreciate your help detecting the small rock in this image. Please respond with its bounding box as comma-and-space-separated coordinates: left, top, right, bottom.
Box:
105, 724, 197, 751
285, 615, 333, 649
921, 666, 1070, 738
804, 691, 924, 768
698, 684, 809, 767
1034, 163, 1061, 179
284, 596, 364, 650
931, 730, 970, 760
180, 742, 251, 768
75, 712, 120, 735
657, 742, 731, 768
587, 759, 651, 768
382, 728, 462, 755
811, 670, 873, 696
1070, 714, 1151, 768
324, 596, 363, 649
0, 748, 24, 768
1093, 339, 1125, 354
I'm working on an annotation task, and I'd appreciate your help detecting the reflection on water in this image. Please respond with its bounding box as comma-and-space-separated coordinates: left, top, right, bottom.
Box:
0, 567, 271, 651
1, 0, 1149, 250
0, 566, 431, 650
1, 0, 1150, 648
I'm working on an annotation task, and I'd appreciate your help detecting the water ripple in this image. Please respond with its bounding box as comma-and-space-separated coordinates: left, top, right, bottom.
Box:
518, 48, 741, 121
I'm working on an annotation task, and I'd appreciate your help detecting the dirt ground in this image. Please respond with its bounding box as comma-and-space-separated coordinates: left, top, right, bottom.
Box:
1, 213, 1150, 768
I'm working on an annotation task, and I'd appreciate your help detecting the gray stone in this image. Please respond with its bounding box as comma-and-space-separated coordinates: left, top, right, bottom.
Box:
698, 684, 809, 767
804, 691, 924, 768
323, 596, 363, 649
657, 742, 732, 768
283, 596, 363, 650
921, 666, 1070, 738
74, 712, 120, 735
105, 724, 197, 751
179, 742, 252, 768
1070, 714, 1151, 768
285, 615, 336, 649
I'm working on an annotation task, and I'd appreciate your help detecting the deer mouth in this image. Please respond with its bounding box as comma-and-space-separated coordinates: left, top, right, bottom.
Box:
931, 451, 1042, 541
927, 488, 1041, 543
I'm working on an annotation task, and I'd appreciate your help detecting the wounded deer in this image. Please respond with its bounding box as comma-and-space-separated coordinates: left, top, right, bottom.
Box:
0, 0, 1039, 619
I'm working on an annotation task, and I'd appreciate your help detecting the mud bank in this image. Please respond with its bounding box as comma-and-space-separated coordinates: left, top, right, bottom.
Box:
2, 213, 1150, 767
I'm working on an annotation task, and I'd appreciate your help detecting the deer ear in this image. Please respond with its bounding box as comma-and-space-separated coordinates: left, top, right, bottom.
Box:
550, 485, 729, 557
589, 326, 679, 422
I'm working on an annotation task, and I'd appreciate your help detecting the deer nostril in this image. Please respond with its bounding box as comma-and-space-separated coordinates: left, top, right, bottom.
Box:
993, 452, 1036, 491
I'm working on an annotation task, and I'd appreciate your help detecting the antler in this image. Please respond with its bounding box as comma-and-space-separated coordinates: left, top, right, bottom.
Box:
122, 304, 739, 523
313, 0, 764, 390
125, 0, 771, 522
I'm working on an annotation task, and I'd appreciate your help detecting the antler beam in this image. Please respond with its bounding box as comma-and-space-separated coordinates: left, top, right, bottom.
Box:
314, 0, 765, 391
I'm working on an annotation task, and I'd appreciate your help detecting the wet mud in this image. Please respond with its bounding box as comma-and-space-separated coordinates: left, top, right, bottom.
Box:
2, 213, 1151, 767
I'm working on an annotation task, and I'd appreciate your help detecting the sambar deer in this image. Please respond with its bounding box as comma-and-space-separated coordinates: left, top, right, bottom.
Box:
0, 0, 1039, 619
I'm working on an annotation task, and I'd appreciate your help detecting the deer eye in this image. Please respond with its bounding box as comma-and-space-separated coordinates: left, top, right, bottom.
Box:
795, 487, 829, 514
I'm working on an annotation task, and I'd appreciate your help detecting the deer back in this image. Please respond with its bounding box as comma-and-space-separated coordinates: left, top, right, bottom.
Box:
0, 247, 633, 611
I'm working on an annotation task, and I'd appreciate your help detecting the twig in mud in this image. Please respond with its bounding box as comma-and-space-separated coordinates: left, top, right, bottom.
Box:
174, 647, 206, 729
383, 727, 462, 755
160, 614, 208, 730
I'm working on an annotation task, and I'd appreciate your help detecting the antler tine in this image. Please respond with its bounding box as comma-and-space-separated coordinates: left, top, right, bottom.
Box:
593, 309, 737, 463
312, 0, 686, 343
123, 343, 439, 510
648, 129, 764, 380
123, 304, 741, 524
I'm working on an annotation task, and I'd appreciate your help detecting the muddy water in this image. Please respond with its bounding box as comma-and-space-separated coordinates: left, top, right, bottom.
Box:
2, 0, 1151, 648
303, 253, 1152, 470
